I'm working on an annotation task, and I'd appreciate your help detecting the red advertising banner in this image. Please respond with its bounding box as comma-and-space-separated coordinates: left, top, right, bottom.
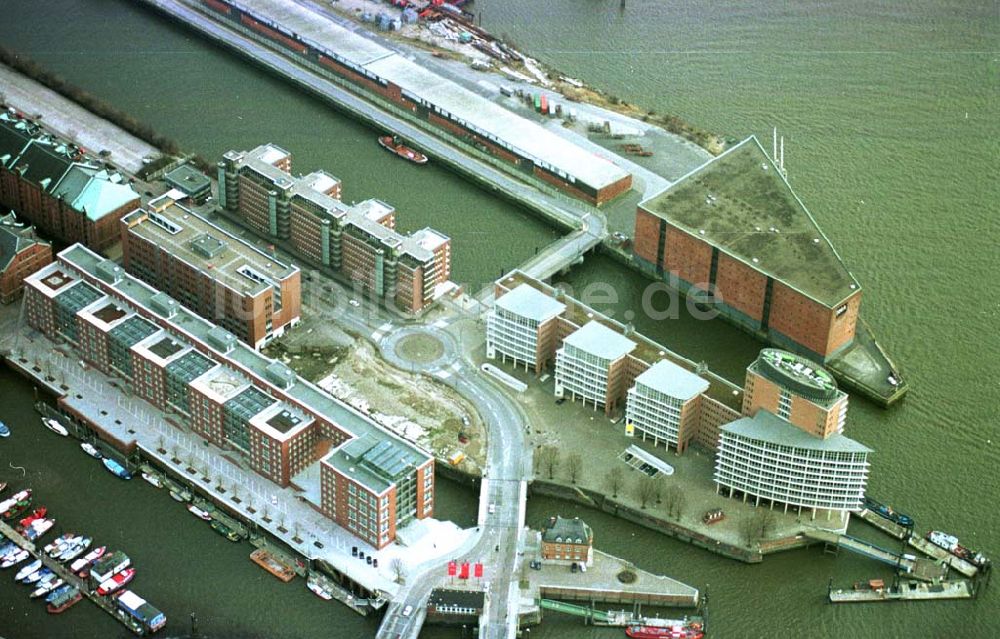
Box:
474, 562, 483, 578
447, 561, 457, 576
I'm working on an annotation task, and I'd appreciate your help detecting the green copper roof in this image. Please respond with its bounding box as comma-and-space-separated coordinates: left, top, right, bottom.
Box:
638, 137, 860, 307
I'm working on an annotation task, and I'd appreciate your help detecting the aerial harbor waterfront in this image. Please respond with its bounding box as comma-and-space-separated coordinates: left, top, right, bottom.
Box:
0, 0, 996, 638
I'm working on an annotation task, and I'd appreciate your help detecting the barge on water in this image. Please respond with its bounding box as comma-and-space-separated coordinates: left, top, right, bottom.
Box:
829, 578, 975, 603
251, 548, 296, 582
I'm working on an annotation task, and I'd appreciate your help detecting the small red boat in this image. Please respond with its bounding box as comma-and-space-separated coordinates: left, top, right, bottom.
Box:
97, 568, 135, 596
18, 507, 48, 529
378, 136, 428, 164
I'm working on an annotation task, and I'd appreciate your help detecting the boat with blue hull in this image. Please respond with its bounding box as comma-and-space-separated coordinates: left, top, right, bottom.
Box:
102, 458, 132, 480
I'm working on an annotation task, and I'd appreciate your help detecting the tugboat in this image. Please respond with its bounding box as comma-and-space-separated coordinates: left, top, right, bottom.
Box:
378, 135, 428, 164
42, 418, 69, 437
102, 458, 132, 480
926, 531, 989, 568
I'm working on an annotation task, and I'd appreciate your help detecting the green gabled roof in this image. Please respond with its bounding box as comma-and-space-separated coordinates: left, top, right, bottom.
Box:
638, 137, 860, 307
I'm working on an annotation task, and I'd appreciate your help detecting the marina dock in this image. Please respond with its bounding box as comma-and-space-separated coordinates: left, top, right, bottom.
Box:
829, 579, 974, 604
804, 529, 947, 583
0, 519, 148, 635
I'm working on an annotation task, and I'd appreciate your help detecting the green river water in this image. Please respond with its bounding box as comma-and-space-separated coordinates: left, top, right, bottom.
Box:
0, 0, 997, 637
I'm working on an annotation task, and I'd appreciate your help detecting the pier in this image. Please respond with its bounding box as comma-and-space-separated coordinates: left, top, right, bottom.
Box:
803, 529, 947, 582
906, 536, 979, 579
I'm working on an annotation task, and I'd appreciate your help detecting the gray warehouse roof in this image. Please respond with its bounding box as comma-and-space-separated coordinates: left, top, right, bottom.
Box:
563, 320, 636, 362
723, 410, 872, 454
495, 283, 566, 322
237, 0, 629, 191
634, 359, 710, 401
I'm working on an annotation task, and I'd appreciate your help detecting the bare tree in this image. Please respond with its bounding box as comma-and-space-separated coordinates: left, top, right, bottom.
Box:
664, 485, 686, 520
739, 513, 762, 547
390, 557, 406, 584
538, 446, 561, 480
566, 453, 583, 484
739, 508, 777, 548
634, 476, 657, 509
605, 467, 624, 498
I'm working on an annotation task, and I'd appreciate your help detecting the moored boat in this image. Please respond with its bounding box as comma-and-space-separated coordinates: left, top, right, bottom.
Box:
47, 586, 82, 613
102, 458, 132, 480
15, 558, 43, 581
863, 496, 914, 528
625, 621, 705, 639
96, 567, 136, 596
0, 481, 7, 494
43, 533, 76, 556
0, 421, 10, 437
58, 536, 92, 563
0, 548, 29, 568
47, 535, 80, 558
210, 519, 241, 542
926, 531, 989, 568
169, 488, 192, 503
141, 472, 164, 488
43, 418, 69, 437
31, 577, 64, 599
23, 518, 55, 541
187, 505, 212, 521
378, 135, 428, 164
18, 506, 48, 529
24, 567, 53, 585
1, 499, 31, 521
70, 546, 106, 574
306, 574, 335, 600
80, 442, 102, 459
250, 549, 296, 582
46, 583, 73, 603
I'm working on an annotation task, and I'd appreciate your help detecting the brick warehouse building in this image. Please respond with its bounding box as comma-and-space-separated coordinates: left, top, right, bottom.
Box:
633, 137, 861, 363
219, 144, 452, 314
0, 213, 52, 303
121, 189, 301, 349
24, 244, 433, 549
489, 271, 743, 451
0, 110, 139, 252
200, 0, 632, 205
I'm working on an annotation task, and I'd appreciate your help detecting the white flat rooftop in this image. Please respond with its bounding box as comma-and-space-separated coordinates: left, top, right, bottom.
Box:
495, 283, 566, 323
634, 359, 710, 401
563, 320, 636, 362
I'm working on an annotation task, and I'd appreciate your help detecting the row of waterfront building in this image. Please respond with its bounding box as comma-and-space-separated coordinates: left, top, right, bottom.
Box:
0, 106, 453, 325
486, 272, 871, 517
23, 243, 434, 550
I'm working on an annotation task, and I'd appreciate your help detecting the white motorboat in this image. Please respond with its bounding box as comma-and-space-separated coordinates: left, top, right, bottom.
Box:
43, 418, 69, 437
